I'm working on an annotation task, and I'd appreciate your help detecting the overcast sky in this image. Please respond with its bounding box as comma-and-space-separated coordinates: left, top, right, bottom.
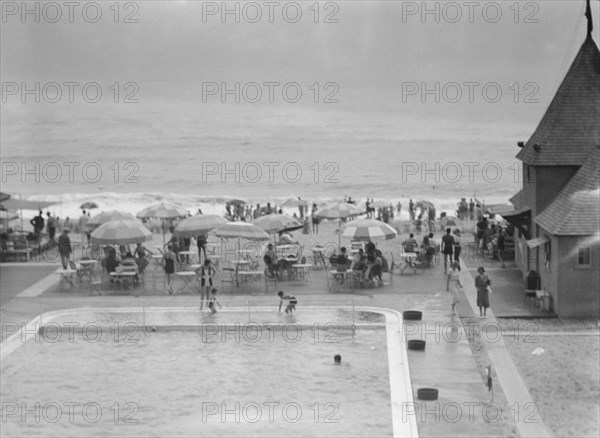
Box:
2, 0, 599, 103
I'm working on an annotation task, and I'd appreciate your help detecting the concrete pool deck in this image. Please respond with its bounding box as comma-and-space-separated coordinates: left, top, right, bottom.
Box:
0, 257, 549, 437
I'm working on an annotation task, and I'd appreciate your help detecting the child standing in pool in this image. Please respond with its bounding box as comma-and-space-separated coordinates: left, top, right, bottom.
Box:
277, 290, 297, 313
207, 288, 222, 314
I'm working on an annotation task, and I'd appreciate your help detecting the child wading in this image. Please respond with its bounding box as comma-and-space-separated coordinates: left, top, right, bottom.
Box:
277, 291, 297, 313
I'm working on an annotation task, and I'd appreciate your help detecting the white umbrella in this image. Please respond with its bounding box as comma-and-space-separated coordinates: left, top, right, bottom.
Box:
252, 214, 303, 234
314, 202, 364, 219
137, 203, 189, 246
0, 210, 18, 221
173, 214, 228, 238
341, 219, 398, 241
90, 219, 152, 245
212, 221, 270, 241
87, 210, 136, 229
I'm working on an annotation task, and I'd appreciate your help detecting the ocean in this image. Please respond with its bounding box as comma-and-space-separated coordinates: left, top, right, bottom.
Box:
1, 89, 537, 221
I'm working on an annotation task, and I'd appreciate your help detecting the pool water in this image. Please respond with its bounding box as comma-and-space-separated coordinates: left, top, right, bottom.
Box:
1, 319, 392, 437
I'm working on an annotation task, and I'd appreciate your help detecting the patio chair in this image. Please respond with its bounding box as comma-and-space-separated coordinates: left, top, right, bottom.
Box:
221, 267, 237, 288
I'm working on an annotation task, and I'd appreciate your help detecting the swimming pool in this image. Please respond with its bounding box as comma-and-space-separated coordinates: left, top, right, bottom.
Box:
1, 307, 417, 437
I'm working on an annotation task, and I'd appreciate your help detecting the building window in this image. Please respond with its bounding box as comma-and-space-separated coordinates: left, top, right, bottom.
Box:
578, 247, 592, 267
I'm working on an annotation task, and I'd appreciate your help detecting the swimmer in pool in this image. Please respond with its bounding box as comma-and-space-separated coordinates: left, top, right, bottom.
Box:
277, 290, 297, 313
334, 354, 342, 365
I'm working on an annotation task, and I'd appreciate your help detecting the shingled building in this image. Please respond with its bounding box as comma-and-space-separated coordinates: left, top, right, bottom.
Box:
504, 2, 600, 317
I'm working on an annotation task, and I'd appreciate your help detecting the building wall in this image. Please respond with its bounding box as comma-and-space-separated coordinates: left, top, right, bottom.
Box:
554, 235, 600, 317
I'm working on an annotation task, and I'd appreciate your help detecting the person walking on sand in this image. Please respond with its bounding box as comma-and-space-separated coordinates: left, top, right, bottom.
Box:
197, 259, 216, 309
206, 288, 222, 313
475, 267, 491, 317
446, 261, 463, 316
278, 290, 297, 313
163, 245, 176, 294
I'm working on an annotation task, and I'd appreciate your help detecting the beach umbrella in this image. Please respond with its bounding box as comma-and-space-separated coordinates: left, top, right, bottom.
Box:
0, 210, 18, 221
252, 213, 303, 234
90, 219, 152, 245
281, 196, 308, 208
341, 219, 398, 241
87, 210, 136, 229
314, 202, 364, 220
0, 192, 10, 202
80, 201, 99, 210
0, 198, 57, 211
173, 214, 228, 238
212, 221, 270, 241
137, 203, 189, 247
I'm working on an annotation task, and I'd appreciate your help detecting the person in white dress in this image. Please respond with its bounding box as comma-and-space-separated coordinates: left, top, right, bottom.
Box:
446, 261, 463, 316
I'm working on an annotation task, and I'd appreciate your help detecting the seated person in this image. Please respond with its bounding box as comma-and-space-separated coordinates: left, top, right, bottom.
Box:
365, 240, 376, 256
336, 247, 350, 271
402, 233, 419, 253
264, 244, 279, 277
351, 248, 364, 270
104, 249, 118, 281
367, 254, 383, 284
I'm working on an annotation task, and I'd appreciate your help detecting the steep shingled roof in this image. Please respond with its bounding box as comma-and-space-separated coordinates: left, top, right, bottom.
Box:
534, 147, 600, 235
516, 36, 600, 166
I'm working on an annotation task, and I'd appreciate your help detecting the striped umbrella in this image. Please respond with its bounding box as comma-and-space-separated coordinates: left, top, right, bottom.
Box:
314, 202, 364, 219
341, 219, 398, 241
90, 220, 152, 244
173, 214, 228, 238
87, 210, 136, 229
137, 203, 189, 246
252, 214, 303, 233
212, 221, 270, 241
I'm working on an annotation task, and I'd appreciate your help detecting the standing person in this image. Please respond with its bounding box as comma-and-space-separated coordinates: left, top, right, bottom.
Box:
57, 229, 72, 269
446, 261, 463, 316
497, 227, 506, 269
298, 198, 304, 218
409, 199, 415, 221
30, 211, 45, 241
311, 203, 320, 234
469, 199, 475, 221
453, 229, 462, 262
46, 212, 56, 241
278, 290, 297, 313
441, 228, 455, 271
475, 267, 491, 317
196, 234, 207, 264
396, 201, 402, 214
207, 288, 222, 313
302, 216, 310, 234
197, 259, 216, 310
253, 204, 261, 219
63, 217, 71, 231
78, 211, 89, 244
163, 245, 176, 294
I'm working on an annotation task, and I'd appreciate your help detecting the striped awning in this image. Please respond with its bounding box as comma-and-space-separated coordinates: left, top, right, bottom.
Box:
526, 236, 549, 248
